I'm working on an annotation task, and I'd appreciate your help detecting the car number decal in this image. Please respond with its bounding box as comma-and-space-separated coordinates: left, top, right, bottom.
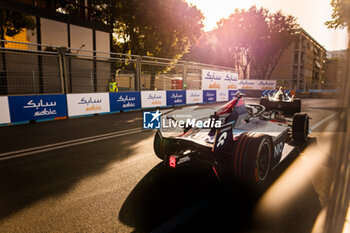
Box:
217, 132, 227, 147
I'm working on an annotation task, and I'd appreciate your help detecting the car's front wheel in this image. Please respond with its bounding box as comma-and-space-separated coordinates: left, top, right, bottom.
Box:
292, 113, 309, 144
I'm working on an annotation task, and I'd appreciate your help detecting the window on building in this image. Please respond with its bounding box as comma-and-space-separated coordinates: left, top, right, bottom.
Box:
294, 39, 299, 49
293, 66, 298, 76
294, 52, 299, 64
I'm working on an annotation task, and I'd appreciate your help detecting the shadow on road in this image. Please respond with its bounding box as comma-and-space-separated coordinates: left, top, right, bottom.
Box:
0, 130, 154, 222
119, 161, 264, 233
119, 162, 220, 232
119, 137, 321, 233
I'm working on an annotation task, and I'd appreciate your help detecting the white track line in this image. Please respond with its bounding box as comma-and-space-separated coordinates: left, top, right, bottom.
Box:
0, 128, 144, 160
310, 112, 338, 132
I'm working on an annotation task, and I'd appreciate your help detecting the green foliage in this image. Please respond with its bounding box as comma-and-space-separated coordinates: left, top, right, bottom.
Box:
91, 0, 203, 58
325, 0, 350, 30
89, 0, 204, 89
1, 10, 35, 37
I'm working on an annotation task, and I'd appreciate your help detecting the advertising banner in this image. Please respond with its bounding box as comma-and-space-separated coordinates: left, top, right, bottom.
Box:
256, 80, 276, 90
203, 90, 216, 103
109, 92, 141, 112
67, 93, 110, 117
228, 90, 238, 100
238, 80, 276, 90
237, 80, 258, 90
222, 72, 238, 90
217, 90, 228, 102
0, 96, 10, 124
202, 69, 223, 90
201, 69, 238, 90
186, 90, 203, 104
8, 94, 67, 122
141, 91, 167, 108
166, 90, 186, 106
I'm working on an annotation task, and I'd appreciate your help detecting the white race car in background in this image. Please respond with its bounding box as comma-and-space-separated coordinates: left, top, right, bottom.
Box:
260, 87, 301, 115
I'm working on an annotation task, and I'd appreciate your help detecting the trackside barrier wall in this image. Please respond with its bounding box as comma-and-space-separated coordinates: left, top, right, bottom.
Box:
203, 90, 217, 103
141, 91, 167, 108
67, 93, 110, 117
166, 90, 186, 106
0, 96, 11, 124
109, 92, 141, 112
3, 89, 337, 125
229, 90, 239, 100
217, 90, 229, 102
8, 94, 67, 123
186, 90, 202, 104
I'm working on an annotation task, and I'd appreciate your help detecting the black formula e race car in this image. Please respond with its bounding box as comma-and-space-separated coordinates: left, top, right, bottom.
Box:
260, 87, 301, 115
154, 94, 309, 185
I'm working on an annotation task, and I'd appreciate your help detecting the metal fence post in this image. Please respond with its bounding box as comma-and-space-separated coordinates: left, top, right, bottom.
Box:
183, 62, 188, 90
32, 69, 36, 93
136, 56, 142, 91
58, 47, 68, 94
90, 71, 94, 92
0, 9, 8, 95
0, 46, 7, 95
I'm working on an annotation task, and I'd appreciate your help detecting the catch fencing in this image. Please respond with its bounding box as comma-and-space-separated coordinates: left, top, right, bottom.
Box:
0, 40, 236, 96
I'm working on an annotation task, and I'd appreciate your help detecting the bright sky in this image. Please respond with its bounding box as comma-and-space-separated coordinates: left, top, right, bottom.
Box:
186, 0, 348, 51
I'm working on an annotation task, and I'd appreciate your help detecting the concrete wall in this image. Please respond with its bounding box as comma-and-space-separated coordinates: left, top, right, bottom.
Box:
41, 18, 68, 47
96, 30, 110, 55
70, 24, 93, 53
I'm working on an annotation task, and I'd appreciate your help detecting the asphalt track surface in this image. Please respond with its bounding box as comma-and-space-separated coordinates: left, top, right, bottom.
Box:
0, 98, 342, 233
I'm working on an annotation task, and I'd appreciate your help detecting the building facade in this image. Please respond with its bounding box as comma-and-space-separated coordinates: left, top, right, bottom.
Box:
0, 0, 114, 95
270, 28, 326, 90
0, 0, 111, 53
325, 50, 348, 89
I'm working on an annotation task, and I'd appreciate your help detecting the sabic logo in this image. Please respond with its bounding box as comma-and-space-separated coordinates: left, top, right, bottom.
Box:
239, 80, 254, 85
259, 81, 274, 86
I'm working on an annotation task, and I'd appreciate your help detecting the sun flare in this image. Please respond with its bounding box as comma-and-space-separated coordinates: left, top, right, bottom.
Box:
185, 0, 348, 50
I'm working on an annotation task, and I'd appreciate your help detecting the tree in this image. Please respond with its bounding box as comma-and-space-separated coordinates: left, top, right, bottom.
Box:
325, 0, 350, 30
181, 32, 230, 67
215, 6, 298, 79
250, 11, 298, 80
89, 0, 204, 89
0, 9, 35, 39
215, 7, 270, 79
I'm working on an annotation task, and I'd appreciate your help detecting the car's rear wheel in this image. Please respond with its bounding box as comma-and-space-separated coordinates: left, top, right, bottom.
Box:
233, 133, 273, 185
292, 113, 309, 143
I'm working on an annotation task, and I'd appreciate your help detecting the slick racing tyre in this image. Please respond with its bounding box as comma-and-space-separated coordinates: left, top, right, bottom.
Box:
292, 99, 301, 114
154, 130, 165, 160
292, 113, 309, 144
233, 133, 273, 185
